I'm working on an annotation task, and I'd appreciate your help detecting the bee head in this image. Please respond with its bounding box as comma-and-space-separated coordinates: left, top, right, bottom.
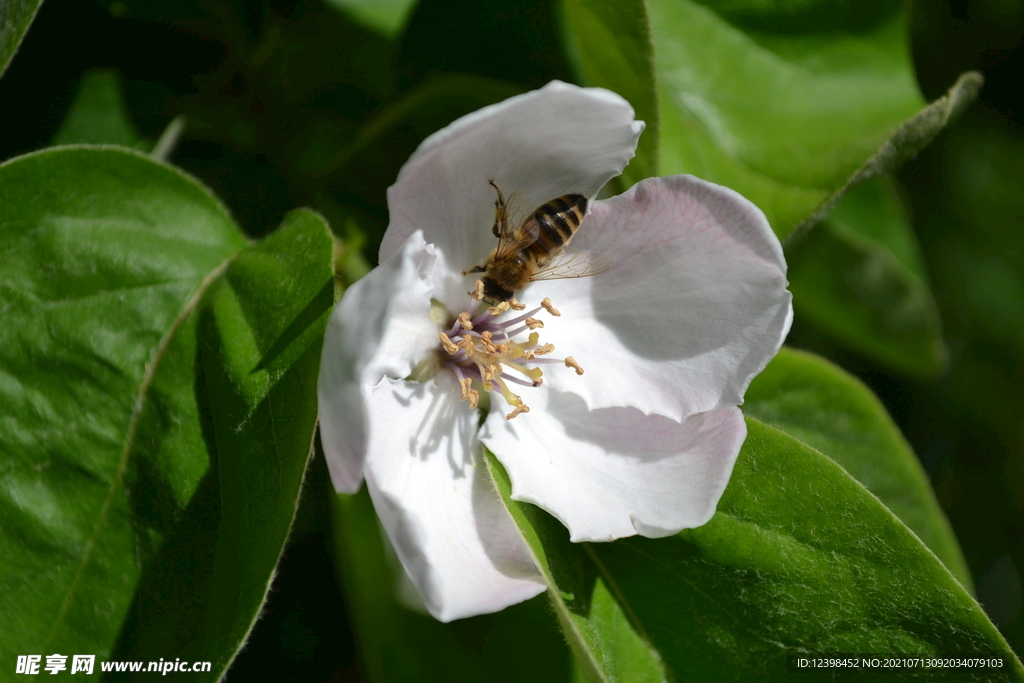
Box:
481, 276, 515, 303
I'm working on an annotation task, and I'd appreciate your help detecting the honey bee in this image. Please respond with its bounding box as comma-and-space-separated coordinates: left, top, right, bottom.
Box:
464, 180, 612, 302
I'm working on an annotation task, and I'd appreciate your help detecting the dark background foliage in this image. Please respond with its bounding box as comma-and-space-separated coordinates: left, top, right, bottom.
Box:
1, 0, 1021, 679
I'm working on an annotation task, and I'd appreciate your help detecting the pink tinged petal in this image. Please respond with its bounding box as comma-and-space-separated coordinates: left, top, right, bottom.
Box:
317, 232, 443, 493
364, 376, 546, 622
380, 81, 645, 273
480, 389, 746, 542
533, 175, 793, 419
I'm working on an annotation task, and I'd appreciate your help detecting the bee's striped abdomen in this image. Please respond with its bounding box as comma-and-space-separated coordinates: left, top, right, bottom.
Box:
527, 194, 586, 263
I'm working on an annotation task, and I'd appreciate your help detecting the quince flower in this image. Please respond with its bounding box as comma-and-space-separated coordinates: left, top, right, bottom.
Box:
318, 82, 792, 621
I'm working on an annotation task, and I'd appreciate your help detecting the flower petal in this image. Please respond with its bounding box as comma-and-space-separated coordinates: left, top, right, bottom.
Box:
364, 376, 546, 621
380, 81, 644, 275
480, 388, 746, 542
532, 175, 792, 419
317, 231, 442, 493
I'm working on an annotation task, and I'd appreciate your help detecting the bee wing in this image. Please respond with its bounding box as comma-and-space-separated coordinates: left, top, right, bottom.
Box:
493, 190, 540, 259
530, 251, 613, 281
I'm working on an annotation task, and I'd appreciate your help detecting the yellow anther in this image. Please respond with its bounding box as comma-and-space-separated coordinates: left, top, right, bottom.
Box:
508, 298, 526, 311
541, 297, 561, 317
472, 279, 486, 300
496, 343, 509, 355
439, 332, 459, 354
458, 377, 473, 402
483, 364, 500, 382
457, 312, 473, 330
525, 317, 544, 330
488, 301, 510, 316
523, 351, 535, 360
535, 343, 555, 355
506, 404, 530, 420
468, 389, 479, 409
565, 356, 584, 375
458, 335, 476, 354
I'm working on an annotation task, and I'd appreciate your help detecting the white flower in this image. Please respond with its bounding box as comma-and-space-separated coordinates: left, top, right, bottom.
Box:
318, 82, 792, 622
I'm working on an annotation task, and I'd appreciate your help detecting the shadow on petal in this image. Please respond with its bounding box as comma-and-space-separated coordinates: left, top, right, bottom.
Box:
387, 377, 478, 479
571, 176, 790, 362
544, 390, 699, 461
366, 375, 546, 621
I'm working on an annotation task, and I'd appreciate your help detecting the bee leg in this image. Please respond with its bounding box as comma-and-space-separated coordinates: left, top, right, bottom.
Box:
462, 264, 486, 276
488, 179, 506, 206
489, 180, 507, 237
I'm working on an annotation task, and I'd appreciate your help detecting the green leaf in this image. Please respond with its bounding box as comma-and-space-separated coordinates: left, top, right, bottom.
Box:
822, 175, 927, 282
902, 112, 1024, 639
0, 146, 332, 677
589, 419, 1022, 681
51, 69, 149, 150
485, 454, 667, 683
559, 0, 659, 186
491, 419, 1023, 681
0, 146, 245, 664
324, 0, 418, 37
111, 207, 334, 679
330, 485, 573, 683
787, 176, 947, 378
745, 347, 971, 589
910, 110, 1024, 444
0, 0, 43, 77
649, 0, 979, 239
789, 71, 982, 241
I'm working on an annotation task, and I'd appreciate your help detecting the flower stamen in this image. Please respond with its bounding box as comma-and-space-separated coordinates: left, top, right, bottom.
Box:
472, 279, 486, 301
483, 363, 500, 382
564, 356, 584, 375
433, 297, 582, 419
506, 404, 530, 420
439, 332, 459, 355
488, 301, 510, 316
541, 297, 561, 317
